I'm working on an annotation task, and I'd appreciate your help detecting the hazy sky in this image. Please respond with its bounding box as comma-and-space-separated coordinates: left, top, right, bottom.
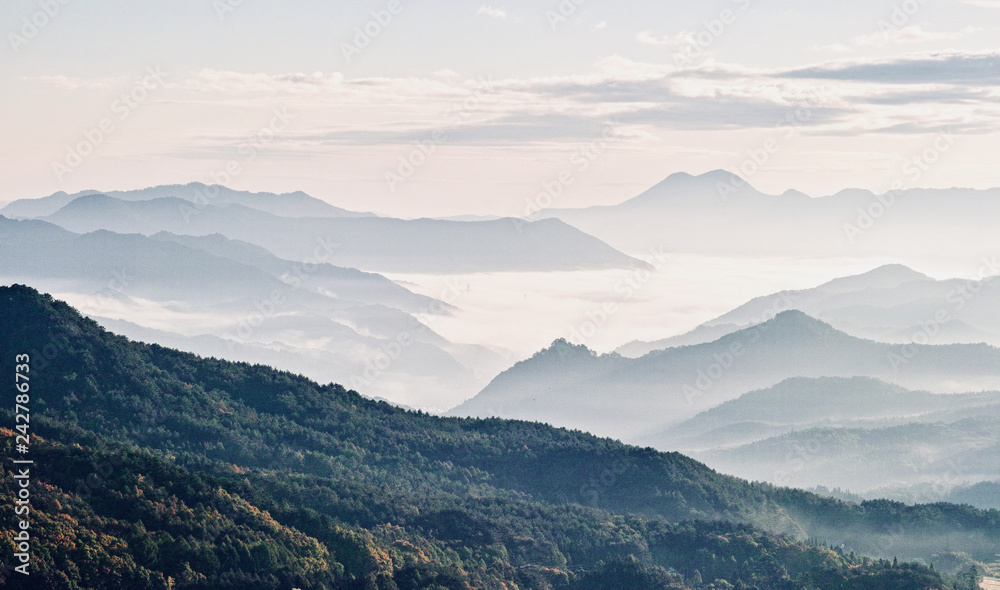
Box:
2, 0, 998, 217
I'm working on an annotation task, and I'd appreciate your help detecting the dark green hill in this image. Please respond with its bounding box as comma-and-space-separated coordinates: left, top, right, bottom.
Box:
0, 285, 991, 589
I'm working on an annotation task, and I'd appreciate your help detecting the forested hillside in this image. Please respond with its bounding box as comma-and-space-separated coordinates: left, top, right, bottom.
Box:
0, 285, 991, 589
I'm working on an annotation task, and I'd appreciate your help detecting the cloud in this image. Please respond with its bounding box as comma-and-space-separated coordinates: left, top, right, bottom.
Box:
869, 120, 997, 134
809, 25, 981, 54
780, 51, 1000, 85
209, 54, 998, 138
957, 0, 1000, 7
808, 43, 854, 54
527, 77, 678, 103
854, 24, 980, 46
178, 69, 478, 102
41, 46, 1000, 157
635, 30, 695, 48
300, 113, 616, 146
857, 87, 995, 105
478, 5, 507, 20
182, 69, 347, 94
616, 101, 849, 130
27, 75, 117, 90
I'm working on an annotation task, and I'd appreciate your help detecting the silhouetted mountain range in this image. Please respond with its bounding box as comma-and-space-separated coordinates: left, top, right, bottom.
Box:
618, 264, 1000, 356
535, 170, 1000, 260
647, 377, 1000, 451
32, 192, 647, 273
0, 183, 373, 219
0, 215, 504, 408
628, 377, 1000, 496
697, 416, 1000, 493
450, 311, 1000, 441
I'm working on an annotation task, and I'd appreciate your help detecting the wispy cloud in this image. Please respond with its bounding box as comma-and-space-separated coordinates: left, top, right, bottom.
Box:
854, 24, 980, 46
157, 53, 1000, 141
29, 49, 1000, 158
808, 43, 854, 54
27, 75, 118, 90
298, 113, 620, 146
635, 30, 695, 48
181, 69, 347, 94
781, 51, 1000, 85
809, 25, 982, 53
477, 5, 507, 20
957, 0, 1000, 7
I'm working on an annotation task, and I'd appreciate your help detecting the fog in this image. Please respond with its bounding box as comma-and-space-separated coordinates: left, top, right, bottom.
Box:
388, 255, 909, 360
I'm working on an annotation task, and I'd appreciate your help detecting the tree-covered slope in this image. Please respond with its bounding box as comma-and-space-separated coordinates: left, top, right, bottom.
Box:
0, 285, 992, 589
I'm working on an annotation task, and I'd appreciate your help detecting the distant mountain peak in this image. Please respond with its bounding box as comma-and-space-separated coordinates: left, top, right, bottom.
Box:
749, 309, 839, 341
770, 308, 824, 326
59, 193, 114, 209
695, 169, 745, 182
829, 187, 878, 200
866, 263, 927, 277
621, 170, 764, 207
663, 169, 749, 187
695, 310, 838, 346
816, 264, 932, 294
536, 338, 598, 361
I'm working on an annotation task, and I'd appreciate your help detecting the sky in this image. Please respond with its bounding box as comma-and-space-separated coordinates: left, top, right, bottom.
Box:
2, 0, 999, 218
